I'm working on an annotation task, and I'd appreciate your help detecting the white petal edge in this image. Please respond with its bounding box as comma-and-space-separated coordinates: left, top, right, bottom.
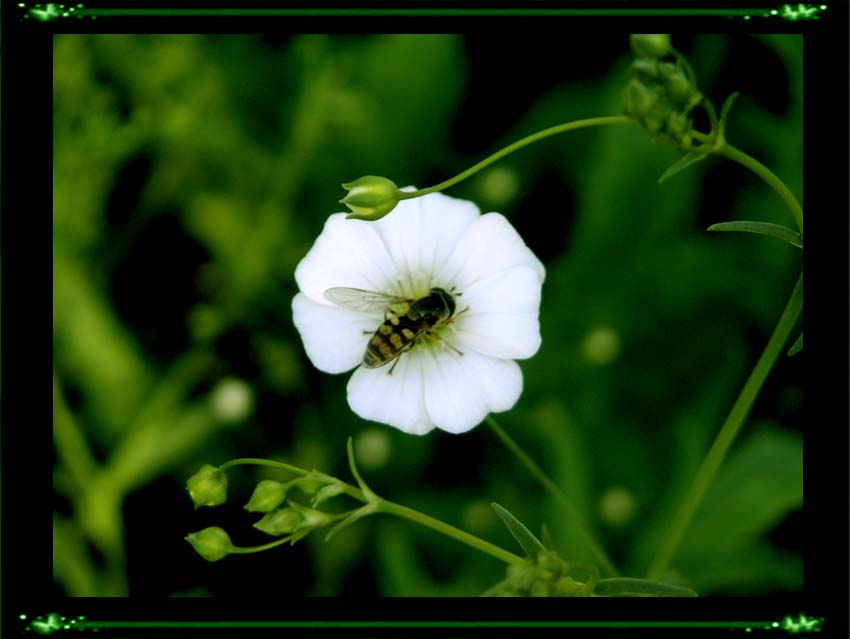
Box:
372, 191, 481, 296
347, 352, 435, 436
449, 265, 543, 360
437, 213, 545, 291
295, 214, 399, 305
292, 293, 378, 374
422, 348, 523, 434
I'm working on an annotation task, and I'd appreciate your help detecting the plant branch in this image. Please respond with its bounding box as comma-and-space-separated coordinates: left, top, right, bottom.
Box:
485, 415, 618, 577
646, 272, 803, 580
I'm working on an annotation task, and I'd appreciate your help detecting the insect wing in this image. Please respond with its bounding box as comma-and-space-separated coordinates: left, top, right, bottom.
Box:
323, 287, 405, 313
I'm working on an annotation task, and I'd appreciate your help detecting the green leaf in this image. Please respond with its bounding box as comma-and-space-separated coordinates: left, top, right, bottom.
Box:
787, 332, 802, 356
595, 578, 697, 597
658, 150, 709, 184
676, 424, 803, 593
687, 425, 802, 552
707, 221, 802, 249
491, 503, 546, 559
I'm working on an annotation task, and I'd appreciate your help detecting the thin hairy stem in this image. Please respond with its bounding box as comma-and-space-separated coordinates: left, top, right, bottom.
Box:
718, 144, 803, 237
485, 415, 618, 577
692, 130, 803, 238
378, 500, 524, 566
399, 116, 635, 199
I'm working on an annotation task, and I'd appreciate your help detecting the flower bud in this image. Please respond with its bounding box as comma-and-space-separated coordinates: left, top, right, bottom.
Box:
245, 479, 291, 513
311, 481, 347, 508
666, 111, 691, 139
663, 67, 694, 103
185, 526, 234, 562
622, 79, 658, 119
254, 507, 304, 536
340, 176, 402, 221
288, 500, 336, 529
630, 34, 671, 59
291, 471, 332, 497
186, 464, 228, 508
629, 57, 660, 81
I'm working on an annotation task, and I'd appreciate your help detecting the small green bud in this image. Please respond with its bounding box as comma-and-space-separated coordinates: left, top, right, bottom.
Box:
340, 175, 402, 221
254, 508, 304, 536
622, 79, 658, 119
630, 57, 660, 80
664, 67, 694, 103
245, 479, 291, 513
311, 481, 347, 508
643, 111, 665, 135
288, 500, 336, 529
186, 464, 228, 508
630, 34, 671, 59
185, 526, 234, 562
291, 471, 332, 496
666, 111, 691, 139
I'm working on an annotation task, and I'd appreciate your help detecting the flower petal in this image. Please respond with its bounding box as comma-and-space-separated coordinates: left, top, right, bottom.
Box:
295, 214, 398, 305
437, 213, 545, 291
449, 265, 543, 360
372, 191, 481, 296
422, 348, 523, 434
347, 353, 435, 435
292, 293, 377, 374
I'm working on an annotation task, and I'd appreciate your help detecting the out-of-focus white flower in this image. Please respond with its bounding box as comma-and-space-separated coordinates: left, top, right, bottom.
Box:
292, 191, 545, 435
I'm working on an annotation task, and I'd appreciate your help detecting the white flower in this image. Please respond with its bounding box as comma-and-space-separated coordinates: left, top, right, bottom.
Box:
292, 191, 545, 435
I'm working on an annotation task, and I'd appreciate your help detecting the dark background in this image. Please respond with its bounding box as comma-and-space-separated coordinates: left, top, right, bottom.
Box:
50, 33, 804, 597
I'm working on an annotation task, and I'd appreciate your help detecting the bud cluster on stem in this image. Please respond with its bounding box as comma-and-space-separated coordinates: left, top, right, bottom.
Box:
622, 34, 705, 150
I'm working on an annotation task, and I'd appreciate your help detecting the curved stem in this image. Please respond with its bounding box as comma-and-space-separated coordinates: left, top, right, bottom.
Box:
230, 537, 294, 555
485, 415, 618, 577
377, 499, 524, 566
692, 131, 803, 238
218, 457, 521, 565
54, 371, 98, 489
717, 144, 803, 238
398, 116, 635, 199
220, 457, 310, 476
646, 272, 803, 580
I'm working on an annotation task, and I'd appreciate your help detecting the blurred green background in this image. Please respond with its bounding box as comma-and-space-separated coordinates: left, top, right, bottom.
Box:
53, 34, 802, 597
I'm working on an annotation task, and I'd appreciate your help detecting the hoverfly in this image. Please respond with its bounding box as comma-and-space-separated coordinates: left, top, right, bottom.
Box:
324, 286, 465, 374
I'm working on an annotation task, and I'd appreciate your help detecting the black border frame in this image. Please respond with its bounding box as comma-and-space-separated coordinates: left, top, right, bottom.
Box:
10, 1, 848, 637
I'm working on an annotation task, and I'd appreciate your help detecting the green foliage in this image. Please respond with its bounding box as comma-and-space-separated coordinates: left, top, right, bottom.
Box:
707, 221, 802, 249
675, 424, 803, 594
53, 34, 802, 596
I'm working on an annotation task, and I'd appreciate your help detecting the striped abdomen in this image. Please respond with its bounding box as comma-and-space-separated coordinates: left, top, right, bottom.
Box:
363, 314, 430, 368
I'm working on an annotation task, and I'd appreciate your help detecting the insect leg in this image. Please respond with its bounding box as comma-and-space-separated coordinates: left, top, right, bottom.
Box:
429, 331, 464, 357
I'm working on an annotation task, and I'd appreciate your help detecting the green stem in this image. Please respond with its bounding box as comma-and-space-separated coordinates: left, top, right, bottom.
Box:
717, 144, 803, 238
231, 537, 294, 555
692, 131, 803, 238
218, 457, 522, 565
220, 457, 310, 476
646, 272, 803, 580
398, 116, 635, 199
53, 371, 98, 489
485, 415, 618, 577
377, 499, 524, 566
